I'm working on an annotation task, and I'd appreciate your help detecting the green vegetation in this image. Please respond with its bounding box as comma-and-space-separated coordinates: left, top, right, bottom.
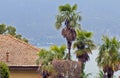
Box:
81, 72, 92, 78
0, 24, 6, 34
37, 3, 120, 78
0, 3, 119, 78
36, 49, 54, 78
0, 62, 10, 78
54, 3, 120, 78
96, 35, 120, 78
36, 45, 66, 78
6, 26, 16, 36
73, 29, 96, 78
0, 24, 28, 43
96, 70, 104, 78
55, 4, 81, 60
96, 70, 117, 78
37, 45, 82, 78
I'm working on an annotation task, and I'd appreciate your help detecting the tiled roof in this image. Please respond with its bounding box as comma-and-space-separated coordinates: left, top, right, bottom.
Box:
0, 35, 40, 66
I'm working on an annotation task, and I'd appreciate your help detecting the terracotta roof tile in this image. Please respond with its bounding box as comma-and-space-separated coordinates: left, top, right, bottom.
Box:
0, 35, 40, 66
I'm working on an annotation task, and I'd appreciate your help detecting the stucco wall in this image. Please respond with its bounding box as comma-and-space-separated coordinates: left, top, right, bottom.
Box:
10, 71, 41, 78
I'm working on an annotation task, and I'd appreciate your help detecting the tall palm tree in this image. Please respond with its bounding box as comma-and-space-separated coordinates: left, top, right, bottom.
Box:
73, 29, 96, 62
73, 29, 96, 78
96, 35, 120, 78
55, 4, 81, 60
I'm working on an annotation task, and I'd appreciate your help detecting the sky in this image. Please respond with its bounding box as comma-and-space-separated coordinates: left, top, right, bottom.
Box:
1, 0, 120, 46
0, 0, 120, 77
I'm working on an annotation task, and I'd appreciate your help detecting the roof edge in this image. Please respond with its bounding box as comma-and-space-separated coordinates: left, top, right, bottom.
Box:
1, 34, 40, 51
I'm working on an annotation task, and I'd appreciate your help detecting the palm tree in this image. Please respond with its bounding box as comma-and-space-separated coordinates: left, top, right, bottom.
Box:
50, 44, 66, 59
55, 4, 81, 60
96, 35, 120, 78
96, 70, 117, 78
73, 29, 96, 78
36, 49, 54, 78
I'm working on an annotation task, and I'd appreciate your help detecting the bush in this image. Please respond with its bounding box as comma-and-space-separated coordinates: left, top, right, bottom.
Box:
51, 60, 82, 78
0, 62, 10, 78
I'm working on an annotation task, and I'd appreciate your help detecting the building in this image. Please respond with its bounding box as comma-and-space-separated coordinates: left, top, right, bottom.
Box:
0, 35, 41, 78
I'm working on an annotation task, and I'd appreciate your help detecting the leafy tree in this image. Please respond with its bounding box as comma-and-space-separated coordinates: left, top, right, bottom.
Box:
0, 24, 28, 43
0, 62, 10, 78
0, 24, 6, 34
36, 49, 54, 78
6, 26, 16, 36
36, 45, 66, 78
55, 4, 81, 60
96, 35, 120, 78
15, 34, 28, 43
50, 44, 66, 59
73, 29, 96, 78
15, 34, 22, 39
22, 38, 29, 43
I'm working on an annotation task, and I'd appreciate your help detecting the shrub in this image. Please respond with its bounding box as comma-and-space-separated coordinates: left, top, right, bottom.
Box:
0, 62, 10, 78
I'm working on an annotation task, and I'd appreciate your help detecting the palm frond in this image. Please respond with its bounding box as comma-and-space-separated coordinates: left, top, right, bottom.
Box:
72, 4, 77, 11
59, 4, 71, 12
50, 45, 66, 59
96, 35, 120, 74
75, 49, 84, 56
59, 44, 66, 52
56, 4, 81, 28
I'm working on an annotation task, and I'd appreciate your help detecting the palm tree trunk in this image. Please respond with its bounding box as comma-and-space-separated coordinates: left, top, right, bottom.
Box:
80, 62, 85, 78
107, 70, 114, 78
67, 41, 72, 60
43, 71, 48, 78
103, 69, 107, 78
103, 74, 107, 78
